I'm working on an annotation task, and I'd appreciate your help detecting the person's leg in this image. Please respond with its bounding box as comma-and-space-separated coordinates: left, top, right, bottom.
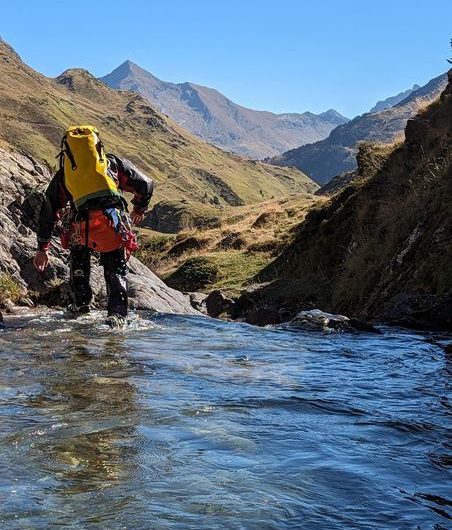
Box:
69, 246, 92, 311
100, 248, 128, 317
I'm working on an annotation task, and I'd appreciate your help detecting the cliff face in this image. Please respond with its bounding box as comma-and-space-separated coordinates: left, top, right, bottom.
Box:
259, 71, 452, 328
0, 146, 56, 285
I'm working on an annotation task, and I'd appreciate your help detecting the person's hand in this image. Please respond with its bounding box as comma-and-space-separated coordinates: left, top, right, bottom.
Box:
33, 250, 49, 272
130, 210, 144, 226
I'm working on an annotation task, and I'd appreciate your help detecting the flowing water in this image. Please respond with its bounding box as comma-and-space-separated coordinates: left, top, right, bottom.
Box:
0, 310, 450, 529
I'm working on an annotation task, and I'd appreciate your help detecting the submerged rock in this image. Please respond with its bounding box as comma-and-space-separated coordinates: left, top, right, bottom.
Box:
289, 309, 350, 331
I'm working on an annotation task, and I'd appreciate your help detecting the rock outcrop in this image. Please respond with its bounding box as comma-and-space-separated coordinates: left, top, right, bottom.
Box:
0, 146, 197, 315
205, 290, 234, 318
381, 294, 452, 331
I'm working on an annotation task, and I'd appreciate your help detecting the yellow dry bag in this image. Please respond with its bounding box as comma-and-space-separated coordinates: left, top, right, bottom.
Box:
60, 125, 121, 210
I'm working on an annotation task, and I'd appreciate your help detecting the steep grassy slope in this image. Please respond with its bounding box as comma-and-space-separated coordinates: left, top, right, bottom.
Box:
259, 71, 452, 320
270, 73, 447, 184
0, 39, 317, 206
101, 60, 348, 159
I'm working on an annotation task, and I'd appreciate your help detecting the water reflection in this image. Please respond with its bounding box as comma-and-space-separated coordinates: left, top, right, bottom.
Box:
29, 333, 140, 496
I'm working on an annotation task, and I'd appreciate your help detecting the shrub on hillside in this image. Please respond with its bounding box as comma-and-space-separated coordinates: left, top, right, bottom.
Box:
165, 257, 219, 292
0, 273, 23, 306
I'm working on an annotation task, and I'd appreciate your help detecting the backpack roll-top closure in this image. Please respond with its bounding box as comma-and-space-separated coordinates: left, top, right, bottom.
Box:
62, 125, 121, 210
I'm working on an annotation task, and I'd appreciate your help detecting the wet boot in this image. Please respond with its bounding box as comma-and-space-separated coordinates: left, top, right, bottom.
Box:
100, 248, 128, 325
104, 314, 127, 328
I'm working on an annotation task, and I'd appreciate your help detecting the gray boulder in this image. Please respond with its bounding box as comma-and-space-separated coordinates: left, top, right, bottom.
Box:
289, 309, 350, 331
187, 292, 208, 313
205, 290, 234, 318
122, 257, 198, 314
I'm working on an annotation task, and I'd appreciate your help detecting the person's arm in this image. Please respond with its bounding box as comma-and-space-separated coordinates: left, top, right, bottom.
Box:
34, 171, 69, 271
109, 155, 154, 223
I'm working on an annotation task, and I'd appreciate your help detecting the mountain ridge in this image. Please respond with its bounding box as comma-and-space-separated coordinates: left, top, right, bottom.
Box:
101, 60, 349, 159
369, 83, 420, 113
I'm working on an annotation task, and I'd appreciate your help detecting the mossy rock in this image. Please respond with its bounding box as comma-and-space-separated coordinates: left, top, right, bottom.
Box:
251, 210, 285, 228
167, 236, 210, 257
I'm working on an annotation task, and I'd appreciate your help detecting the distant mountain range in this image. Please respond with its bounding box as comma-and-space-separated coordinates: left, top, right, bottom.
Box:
269, 73, 448, 184
369, 84, 420, 113
100, 61, 348, 159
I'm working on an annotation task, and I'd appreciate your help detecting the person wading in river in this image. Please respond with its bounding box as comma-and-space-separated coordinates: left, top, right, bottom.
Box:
33, 125, 153, 327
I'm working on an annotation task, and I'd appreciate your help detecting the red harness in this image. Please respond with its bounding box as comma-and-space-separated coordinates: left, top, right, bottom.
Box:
61, 209, 139, 257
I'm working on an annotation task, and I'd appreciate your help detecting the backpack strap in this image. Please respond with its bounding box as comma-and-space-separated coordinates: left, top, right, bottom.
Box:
95, 138, 105, 164
84, 215, 90, 249
56, 136, 77, 171
63, 139, 77, 171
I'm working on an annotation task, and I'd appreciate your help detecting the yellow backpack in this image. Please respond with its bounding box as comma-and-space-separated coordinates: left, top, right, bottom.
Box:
59, 125, 121, 210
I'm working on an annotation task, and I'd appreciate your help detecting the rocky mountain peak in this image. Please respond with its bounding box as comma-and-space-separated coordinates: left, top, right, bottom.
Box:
102, 60, 160, 89
55, 68, 113, 99
319, 109, 349, 123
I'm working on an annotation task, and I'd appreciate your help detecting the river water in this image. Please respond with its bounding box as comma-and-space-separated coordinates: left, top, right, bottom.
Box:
0, 310, 450, 529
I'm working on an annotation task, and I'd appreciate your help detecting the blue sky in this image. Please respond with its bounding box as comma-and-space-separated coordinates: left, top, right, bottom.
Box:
2, 0, 451, 117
